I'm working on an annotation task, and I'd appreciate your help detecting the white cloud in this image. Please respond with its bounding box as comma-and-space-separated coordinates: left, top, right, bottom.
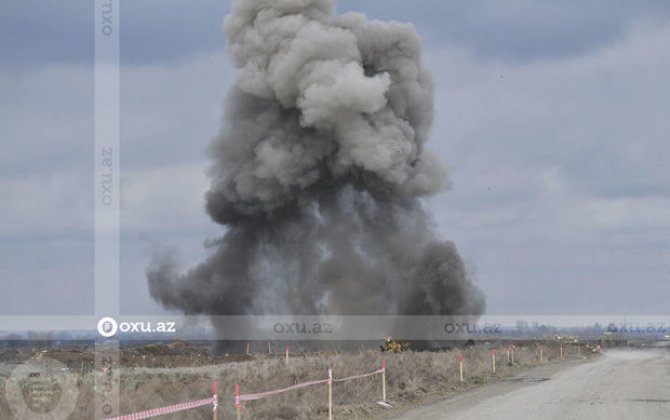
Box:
121, 161, 211, 231
120, 52, 234, 170
428, 18, 670, 226
424, 20, 670, 313
0, 172, 91, 236
2, 14, 669, 315
0, 51, 233, 236
0, 52, 231, 314
585, 195, 670, 229
0, 64, 93, 176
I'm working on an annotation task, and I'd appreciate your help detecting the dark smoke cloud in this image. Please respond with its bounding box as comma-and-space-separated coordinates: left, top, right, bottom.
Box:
148, 0, 485, 321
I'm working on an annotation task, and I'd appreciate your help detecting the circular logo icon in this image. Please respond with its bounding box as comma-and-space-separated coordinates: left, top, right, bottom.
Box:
607, 323, 618, 333
5, 356, 78, 419
97, 316, 118, 338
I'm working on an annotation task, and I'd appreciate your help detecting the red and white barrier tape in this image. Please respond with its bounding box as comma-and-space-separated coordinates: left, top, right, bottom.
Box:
105, 397, 214, 420
238, 366, 385, 402
239, 378, 330, 401
332, 368, 384, 383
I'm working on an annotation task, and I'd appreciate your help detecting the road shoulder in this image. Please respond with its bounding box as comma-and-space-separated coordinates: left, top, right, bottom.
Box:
389, 355, 600, 419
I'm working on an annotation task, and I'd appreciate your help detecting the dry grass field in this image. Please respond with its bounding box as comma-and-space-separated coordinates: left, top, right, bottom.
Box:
0, 340, 599, 419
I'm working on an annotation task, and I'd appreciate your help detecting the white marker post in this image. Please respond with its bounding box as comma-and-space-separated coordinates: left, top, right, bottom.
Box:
212, 382, 218, 420
381, 359, 387, 402
458, 353, 464, 382
235, 384, 241, 420
285, 344, 289, 365
492, 349, 496, 373
328, 368, 333, 420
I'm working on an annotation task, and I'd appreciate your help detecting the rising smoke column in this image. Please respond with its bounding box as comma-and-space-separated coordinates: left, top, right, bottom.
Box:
148, 0, 485, 320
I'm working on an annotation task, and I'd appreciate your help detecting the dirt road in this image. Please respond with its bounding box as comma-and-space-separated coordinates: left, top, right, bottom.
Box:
394, 348, 670, 420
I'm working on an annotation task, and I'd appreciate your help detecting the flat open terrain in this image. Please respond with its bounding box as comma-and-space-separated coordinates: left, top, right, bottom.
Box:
1, 340, 597, 419
395, 346, 670, 420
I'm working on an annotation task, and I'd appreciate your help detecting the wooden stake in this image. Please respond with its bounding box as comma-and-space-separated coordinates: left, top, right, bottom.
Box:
511, 346, 515, 365
212, 382, 218, 420
328, 368, 333, 420
560, 344, 564, 361
245, 342, 250, 355
381, 360, 387, 402
540, 345, 544, 362
268, 341, 272, 354
492, 349, 496, 373
285, 344, 289, 364
235, 384, 241, 420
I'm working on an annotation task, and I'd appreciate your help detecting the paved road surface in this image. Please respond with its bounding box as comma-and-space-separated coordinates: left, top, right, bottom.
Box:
395, 348, 670, 420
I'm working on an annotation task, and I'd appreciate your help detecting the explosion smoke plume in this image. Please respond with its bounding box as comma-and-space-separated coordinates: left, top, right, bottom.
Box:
148, 0, 485, 323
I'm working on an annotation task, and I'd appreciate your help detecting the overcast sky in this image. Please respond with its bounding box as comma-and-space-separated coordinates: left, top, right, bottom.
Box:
1, 0, 669, 316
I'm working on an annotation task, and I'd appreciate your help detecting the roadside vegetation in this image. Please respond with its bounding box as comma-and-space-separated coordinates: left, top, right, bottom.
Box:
0, 339, 600, 419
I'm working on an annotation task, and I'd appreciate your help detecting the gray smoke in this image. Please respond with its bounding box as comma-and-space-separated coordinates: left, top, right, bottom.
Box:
148, 0, 485, 323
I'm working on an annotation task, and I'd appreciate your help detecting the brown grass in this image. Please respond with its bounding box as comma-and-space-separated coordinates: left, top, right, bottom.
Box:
0, 341, 595, 419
